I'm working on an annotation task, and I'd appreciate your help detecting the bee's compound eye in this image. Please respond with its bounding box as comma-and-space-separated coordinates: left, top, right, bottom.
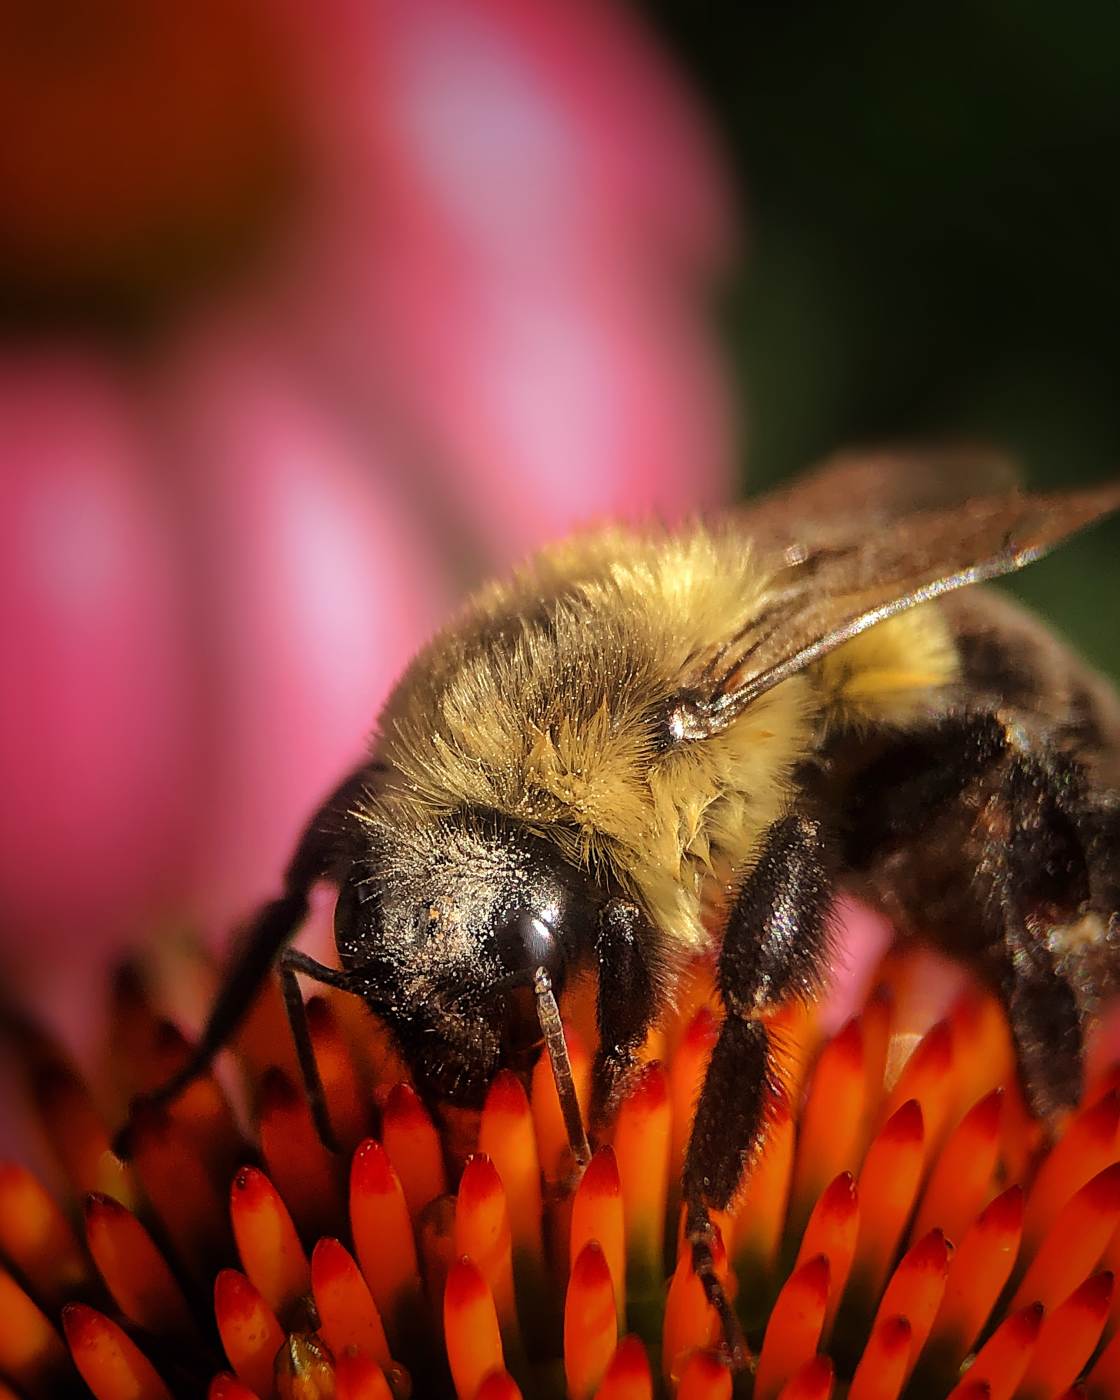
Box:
495, 910, 562, 980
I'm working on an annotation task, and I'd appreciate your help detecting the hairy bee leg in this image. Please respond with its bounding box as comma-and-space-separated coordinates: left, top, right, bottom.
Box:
683, 1017, 768, 1371
1002, 927, 1083, 1120
683, 812, 835, 1368
113, 764, 373, 1154
844, 711, 1096, 1119
997, 746, 1092, 1118
589, 898, 658, 1136
686, 814, 836, 1204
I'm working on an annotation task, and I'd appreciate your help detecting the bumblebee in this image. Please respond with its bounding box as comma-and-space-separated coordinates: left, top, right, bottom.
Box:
134, 454, 1120, 1363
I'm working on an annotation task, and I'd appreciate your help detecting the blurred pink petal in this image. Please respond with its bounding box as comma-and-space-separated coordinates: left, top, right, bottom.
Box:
0, 356, 196, 963
290, 0, 736, 556
819, 897, 895, 1033
821, 898, 971, 1052
314, 0, 730, 266
363, 260, 734, 559
153, 330, 453, 932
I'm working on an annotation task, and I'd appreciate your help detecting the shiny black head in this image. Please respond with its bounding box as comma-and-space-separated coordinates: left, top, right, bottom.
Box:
334, 807, 604, 1105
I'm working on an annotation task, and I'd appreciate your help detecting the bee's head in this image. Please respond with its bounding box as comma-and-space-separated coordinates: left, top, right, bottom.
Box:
334, 807, 603, 1105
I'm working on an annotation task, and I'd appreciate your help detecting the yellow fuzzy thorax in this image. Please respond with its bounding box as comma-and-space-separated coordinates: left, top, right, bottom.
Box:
370, 523, 959, 956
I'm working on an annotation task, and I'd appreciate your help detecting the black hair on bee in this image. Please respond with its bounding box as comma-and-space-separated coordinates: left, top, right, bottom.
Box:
126, 452, 1120, 1367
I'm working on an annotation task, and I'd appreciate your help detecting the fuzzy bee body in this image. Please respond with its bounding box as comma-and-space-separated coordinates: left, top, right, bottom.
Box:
352, 475, 1119, 1106
361, 522, 960, 1047
134, 456, 1120, 1364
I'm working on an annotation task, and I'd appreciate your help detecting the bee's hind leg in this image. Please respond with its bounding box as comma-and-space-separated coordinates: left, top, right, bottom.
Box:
682, 810, 837, 1369
845, 708, 1109, 1122
990, 738, 1098, 1120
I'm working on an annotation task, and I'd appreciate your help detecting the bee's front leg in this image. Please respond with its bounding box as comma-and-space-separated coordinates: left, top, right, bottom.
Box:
113, 763, 376, 1157
278, 948, 365, 1153
683, 810, 837, 1369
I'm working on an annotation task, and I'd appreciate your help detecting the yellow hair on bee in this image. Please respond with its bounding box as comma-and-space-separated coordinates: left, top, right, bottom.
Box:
370, 521, 959, 963
811, 605, 960, 731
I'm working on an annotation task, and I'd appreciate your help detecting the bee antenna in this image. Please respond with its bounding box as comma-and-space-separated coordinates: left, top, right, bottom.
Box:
533, 967, 591, 1169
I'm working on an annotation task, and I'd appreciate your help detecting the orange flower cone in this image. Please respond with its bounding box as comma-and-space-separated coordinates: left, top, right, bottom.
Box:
3, 943, 1120, 1398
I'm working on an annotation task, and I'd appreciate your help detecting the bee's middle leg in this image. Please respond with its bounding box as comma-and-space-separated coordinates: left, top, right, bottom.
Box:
682, 810, 836, 1367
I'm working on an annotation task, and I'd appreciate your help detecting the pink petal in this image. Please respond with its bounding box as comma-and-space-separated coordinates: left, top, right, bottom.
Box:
308, 0, 731, 267
282, 0, 737, 556
819, 897, 895, 1033
152, 330, 452, 936
372, 260, 735, 560
0, 356, 196, 986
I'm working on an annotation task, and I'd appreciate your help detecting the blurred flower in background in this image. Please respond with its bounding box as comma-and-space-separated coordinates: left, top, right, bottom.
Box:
0, 0, 737, 1055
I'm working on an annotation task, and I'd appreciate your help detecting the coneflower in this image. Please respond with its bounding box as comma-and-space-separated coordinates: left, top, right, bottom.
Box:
2, 940, 1118, 1399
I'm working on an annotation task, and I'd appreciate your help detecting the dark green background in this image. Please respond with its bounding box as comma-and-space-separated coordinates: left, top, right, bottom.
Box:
645, 1, 1119, 679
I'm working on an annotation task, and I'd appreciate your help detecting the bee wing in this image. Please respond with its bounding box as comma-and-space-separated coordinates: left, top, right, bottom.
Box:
679, 483, 1120, 737
742, 445, 1023, 543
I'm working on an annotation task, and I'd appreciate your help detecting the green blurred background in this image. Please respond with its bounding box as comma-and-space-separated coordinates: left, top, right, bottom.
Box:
645, 0, 1119, 679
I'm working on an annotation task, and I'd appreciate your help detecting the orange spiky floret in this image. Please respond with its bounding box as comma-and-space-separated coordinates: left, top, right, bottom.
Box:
1, 945, 1120, 1398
